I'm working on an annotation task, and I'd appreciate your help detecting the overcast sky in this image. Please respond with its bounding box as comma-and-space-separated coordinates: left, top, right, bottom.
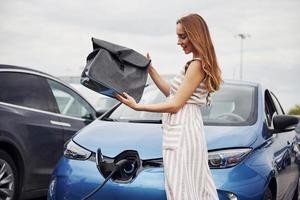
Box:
0, 0, 299, 111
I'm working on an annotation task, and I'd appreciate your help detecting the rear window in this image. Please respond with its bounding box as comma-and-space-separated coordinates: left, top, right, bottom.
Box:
108, 83, 257, 126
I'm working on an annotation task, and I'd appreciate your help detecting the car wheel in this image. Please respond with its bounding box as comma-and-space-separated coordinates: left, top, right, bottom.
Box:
0, 149, 18, 200
293, 176, 299, 200
263, 187, 273, 200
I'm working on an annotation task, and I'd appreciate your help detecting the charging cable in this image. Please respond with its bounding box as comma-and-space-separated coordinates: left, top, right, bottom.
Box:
81, 149, 128, 200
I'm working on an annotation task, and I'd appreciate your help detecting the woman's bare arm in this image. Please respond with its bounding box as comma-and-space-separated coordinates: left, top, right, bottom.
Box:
147, 53, 170, 96
116, 60, 205, 113
148, 65, 170, 96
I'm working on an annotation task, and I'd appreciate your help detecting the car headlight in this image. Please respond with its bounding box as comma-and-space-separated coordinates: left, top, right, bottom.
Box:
64, 140, 92, 160
208, 148, 252, 168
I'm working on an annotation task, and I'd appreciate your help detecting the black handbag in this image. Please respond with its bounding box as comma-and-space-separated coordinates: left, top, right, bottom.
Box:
81, 38, 150, 102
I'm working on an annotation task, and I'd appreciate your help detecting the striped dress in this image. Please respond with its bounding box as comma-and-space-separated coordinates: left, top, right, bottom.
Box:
162, 58, 219, 200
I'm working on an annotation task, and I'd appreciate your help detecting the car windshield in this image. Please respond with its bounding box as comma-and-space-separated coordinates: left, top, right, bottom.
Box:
107, 83, 257, 126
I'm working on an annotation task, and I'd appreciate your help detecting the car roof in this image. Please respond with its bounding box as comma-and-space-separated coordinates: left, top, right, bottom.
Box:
223, 79, 259, 87
0, 64, 77, 88
0, 64, 53, 78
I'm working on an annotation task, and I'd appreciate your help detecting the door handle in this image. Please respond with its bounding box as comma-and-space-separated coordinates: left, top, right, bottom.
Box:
50, 120, 71, 127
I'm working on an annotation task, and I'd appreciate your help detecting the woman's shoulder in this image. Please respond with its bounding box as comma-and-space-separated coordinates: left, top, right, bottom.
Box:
185, 57, 204, 73
186, 57, 202, 65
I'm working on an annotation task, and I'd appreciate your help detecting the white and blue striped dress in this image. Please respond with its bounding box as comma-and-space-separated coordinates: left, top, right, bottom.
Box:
162, 58, 219, 200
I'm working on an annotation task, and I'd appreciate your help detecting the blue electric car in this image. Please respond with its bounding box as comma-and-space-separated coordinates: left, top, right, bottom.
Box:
48, 80, 300, 200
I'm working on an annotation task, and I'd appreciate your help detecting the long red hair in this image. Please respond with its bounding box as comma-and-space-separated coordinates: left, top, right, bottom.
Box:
177, 13, 223, 92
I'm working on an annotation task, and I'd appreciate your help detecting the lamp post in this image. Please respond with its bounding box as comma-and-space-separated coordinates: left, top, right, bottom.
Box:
235, 33, 250, 80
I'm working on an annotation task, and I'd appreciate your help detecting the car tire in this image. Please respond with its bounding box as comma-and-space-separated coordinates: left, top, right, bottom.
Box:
0, 149, 19, 200
263, 187, 273, 200
293, 177, 299, 200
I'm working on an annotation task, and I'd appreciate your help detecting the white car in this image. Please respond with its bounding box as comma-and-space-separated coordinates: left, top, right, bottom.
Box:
70, 83, 119, 115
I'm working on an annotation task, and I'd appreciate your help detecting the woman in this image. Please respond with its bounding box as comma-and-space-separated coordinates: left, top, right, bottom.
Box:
115, 13, 222, 200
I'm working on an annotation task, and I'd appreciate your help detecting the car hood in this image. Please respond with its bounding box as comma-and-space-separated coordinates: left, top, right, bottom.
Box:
73, 120, 258, 160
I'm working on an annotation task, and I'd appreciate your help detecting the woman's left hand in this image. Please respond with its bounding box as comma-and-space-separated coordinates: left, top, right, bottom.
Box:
114, 92, 139, 110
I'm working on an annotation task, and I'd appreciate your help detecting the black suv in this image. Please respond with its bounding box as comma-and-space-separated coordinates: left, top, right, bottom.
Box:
0, 64, 102, 199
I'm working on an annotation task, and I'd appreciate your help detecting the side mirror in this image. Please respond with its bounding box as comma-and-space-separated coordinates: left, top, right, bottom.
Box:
273, 115, 299, 133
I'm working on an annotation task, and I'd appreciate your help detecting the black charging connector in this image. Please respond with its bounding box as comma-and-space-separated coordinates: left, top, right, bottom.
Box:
81, 148, 141, 200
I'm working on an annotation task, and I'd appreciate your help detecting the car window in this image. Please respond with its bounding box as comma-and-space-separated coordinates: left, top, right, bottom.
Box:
264, 99, 272, 127
0, 72, 56, 112
70, 83, 118, 112
109, 83, 257, 126
201, 84, 257, 125
110, 87, 166, 121
47, 79, 95, 120
270, 92, 284, 115
265, 90, 277, 127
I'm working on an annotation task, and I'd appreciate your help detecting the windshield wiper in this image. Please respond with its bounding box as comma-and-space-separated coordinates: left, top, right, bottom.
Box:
128, 119, 162, 124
